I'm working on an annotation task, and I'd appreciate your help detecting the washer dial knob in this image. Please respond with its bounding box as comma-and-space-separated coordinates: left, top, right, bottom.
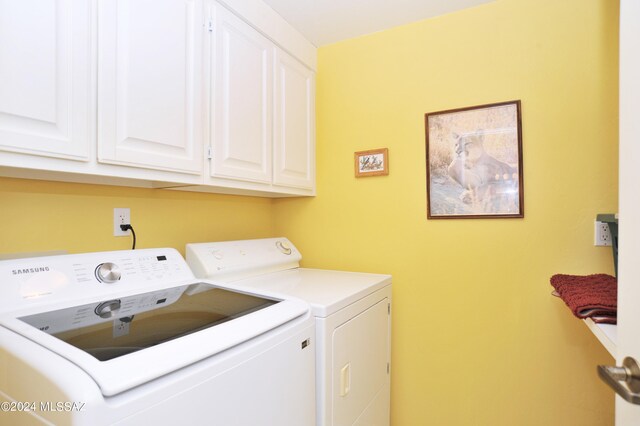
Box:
95, 300, 121, 319
95, 262, 121, 283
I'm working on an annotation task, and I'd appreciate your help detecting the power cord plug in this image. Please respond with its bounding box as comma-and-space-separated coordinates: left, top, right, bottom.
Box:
119, 224, 137, 250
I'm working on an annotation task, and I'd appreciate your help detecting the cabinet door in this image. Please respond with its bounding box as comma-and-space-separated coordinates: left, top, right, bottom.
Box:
98, 0, 203, 175
210, 5, 273, 184
273, 49, 315, 190
0, 0, 92, 161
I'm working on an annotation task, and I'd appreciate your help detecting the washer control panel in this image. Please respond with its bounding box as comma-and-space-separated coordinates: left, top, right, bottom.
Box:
0, 248, 194, 310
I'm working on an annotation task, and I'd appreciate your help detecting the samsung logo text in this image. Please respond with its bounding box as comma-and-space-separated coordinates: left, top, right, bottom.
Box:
12, 266, 50, 275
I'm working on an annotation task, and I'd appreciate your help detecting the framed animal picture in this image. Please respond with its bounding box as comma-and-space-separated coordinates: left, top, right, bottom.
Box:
354, 148, 389, 177
425, 100, 524, 219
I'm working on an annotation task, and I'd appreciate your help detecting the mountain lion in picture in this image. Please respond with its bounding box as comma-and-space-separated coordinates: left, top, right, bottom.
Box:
447, 132, 518, 207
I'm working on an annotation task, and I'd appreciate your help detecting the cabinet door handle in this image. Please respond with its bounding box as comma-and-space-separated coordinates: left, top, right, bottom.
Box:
598, 357, 640, 405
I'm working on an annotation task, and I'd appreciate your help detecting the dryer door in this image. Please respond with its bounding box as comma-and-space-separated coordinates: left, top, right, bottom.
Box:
332, 298, 390, 425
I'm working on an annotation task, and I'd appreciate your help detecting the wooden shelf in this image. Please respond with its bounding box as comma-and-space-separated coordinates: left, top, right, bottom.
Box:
584, 318, 616, 357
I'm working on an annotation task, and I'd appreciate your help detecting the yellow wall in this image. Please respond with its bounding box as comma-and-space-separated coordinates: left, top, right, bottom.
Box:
0, 177, 275, 256
274, 0, 619, 424
0, 0, 619, 424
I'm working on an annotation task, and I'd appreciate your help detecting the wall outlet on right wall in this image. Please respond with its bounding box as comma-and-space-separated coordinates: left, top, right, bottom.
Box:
594, 220, 612, 246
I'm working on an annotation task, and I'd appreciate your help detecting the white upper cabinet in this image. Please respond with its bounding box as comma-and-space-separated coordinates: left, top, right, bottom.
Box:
204, 2, 316, 195
0, 0, 316, 196
273, 48, 315, 190
210, 5, 273, 183
97, 0, 204, 175
0, 0, 93, 161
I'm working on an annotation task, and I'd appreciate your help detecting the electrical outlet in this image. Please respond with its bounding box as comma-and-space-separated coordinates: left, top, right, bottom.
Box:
594, 220, 612, 246
114, 208, 131, 237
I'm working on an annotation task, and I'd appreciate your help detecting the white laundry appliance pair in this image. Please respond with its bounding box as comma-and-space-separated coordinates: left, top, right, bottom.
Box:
0, 238, 391, 426
187, 237, 392, 426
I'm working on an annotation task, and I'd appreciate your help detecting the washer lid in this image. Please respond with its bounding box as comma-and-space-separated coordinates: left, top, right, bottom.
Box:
0, 280, 308, 396
229, 268, 392, 318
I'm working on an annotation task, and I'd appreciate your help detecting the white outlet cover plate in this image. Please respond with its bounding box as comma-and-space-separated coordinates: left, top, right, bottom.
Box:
114, 208, 131, 237
594, 220, 612, 246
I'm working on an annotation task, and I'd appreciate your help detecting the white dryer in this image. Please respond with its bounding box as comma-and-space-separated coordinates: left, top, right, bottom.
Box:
0, 248, 315, 425
186, 238, 392, 426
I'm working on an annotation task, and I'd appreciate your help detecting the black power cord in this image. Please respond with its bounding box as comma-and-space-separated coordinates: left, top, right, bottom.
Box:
119, 224, 137, 250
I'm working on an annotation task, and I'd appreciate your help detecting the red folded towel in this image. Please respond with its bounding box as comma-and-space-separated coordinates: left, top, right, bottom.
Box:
550, 274, 617, 324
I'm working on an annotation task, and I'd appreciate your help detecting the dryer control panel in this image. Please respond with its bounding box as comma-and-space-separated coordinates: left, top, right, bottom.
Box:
186, 237, 302, 281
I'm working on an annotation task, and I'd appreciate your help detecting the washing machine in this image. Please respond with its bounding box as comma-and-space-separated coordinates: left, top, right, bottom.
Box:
186, 238, 392, 426
0, 248, 315, 425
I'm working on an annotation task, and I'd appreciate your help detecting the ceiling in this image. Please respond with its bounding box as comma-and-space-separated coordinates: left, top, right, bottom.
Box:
261, 0, 496, 47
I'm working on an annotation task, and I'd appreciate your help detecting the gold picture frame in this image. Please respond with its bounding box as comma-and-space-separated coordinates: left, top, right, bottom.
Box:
354, 148, 389, 177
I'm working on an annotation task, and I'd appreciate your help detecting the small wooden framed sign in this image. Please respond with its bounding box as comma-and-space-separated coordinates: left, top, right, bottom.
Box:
354, 148, 389, 177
